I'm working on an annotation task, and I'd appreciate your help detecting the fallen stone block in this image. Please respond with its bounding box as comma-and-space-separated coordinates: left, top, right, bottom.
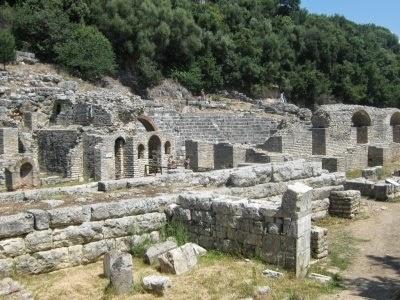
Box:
307, 273, 332, 284
144, 239, 178, 265
158, 243, 198, 275
142, 275, 171, 296
254, 286, 271, 299
110, 253, 133, 295
262, 269, 284, 279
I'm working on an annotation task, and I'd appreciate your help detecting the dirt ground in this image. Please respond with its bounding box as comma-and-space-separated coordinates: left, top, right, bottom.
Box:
320, 200, 400, 300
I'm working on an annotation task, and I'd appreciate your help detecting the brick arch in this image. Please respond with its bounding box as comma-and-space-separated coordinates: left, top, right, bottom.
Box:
137, 116, 158, 132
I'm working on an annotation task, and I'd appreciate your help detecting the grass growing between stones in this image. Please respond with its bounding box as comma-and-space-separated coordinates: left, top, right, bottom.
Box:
160, 221, 190, 246
346, 169, 362, 179
15, 251, 342, 300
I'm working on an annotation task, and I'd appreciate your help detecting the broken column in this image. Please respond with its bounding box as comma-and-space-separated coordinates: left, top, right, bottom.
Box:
311, 226, 328, 259
329, 190, 361, 219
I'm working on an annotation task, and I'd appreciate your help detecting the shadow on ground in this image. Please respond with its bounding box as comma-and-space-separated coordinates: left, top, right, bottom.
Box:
343, 255, 400, 300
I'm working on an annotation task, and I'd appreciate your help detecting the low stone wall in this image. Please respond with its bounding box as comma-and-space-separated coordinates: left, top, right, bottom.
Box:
0, 196, 176, 278
345, 177, 400, 201
171, 183, 312, 278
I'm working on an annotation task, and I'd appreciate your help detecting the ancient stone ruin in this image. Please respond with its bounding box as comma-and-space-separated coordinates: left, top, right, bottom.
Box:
1, 63, 400, 287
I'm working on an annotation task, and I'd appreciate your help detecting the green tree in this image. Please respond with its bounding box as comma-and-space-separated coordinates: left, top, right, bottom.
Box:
55, 25, 115, 80
0, 29, 15, 70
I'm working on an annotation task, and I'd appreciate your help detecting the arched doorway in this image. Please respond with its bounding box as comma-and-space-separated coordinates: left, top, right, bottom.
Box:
115, 137, 126, 179
148, 135, 161, 174
20, 162, 33, 188
352, 110, 371, 144
390, 112, 400, 143
164, 141, 171, 155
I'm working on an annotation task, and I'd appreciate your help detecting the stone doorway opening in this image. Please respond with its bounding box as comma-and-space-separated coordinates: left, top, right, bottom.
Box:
352, 110, 371, 144
115, 137, 126, 179
20, 162, 34, 188
148, 135, 161, 174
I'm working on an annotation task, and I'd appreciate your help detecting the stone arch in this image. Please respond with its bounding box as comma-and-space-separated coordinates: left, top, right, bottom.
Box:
148, 135, 162, 174
390, 112, 400, 143
137, 116, 158, 132
114, 137, 126, 179
50, 102, 62, 124
20, 162, 34, 187
138, 144, 145, 159
164, 141, 171, 155
5, 157, 39, 191
352, 110, 371, 144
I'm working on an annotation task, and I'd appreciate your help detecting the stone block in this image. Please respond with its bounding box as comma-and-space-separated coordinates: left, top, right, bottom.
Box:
68, 245, 83, 266
0, 238, 26, 258
307, 273, 332, 284
82, 240, 109, 264
27, 209, 50, 230
0, 213, 34, 239
110, 253, 133, 295
262, 269, 284, 279
0, 259, 14, 279
103, 250, 121, 279
24, 229, 53, 252
52, 222, 103, 248
143, 275, 171, 296
48, 206, 91, 228
158, 243, 199, 275
144, 240, 178, 265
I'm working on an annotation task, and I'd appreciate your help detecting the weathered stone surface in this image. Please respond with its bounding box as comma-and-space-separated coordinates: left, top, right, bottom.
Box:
103, 213, 166, 239
48, 206, 91, 227
0, 214, 34, 239
307, 273, 332, 284
142, 275, 171, 296
82, 240, 109, 264
103, 250, 121, 279
32, 248, 70, 273
68, 245, 83, 266
158, 243, 198, 275
110, 253, 133, 295
228, 169, 258, 187
144, 239, 178, 265
25, 229, 53, 252
27, 209, 50, 230
52, 221, 103, 248
262, 269, 284, 279
0, 238, 26, 258
0, 278, 23, 296
189, 243, 207, 257
0, 259, 14, 279
254, 286, 271, 299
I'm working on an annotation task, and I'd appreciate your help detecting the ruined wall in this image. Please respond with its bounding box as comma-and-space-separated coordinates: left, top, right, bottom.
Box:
36, 129, 81, 178
0, 196, 174, 278
172, 184, 312, 278
149, 109, 278, 156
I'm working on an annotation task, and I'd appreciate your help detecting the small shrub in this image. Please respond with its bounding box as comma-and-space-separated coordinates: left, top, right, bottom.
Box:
161, 220, 190, 246
130, 236, 152, 258
0, 29, 15, 70
56, 25, 116, 80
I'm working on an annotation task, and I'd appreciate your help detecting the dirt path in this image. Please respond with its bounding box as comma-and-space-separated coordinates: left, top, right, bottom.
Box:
323, 201, 400, 300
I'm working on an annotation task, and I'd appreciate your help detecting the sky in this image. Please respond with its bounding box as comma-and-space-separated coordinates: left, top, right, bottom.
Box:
301, 0, 400, 37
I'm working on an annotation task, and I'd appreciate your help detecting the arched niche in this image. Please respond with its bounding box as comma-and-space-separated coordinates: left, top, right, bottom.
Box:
390, 112, 400, 143
352, 110, 371, 144
148, 135, 161, 174
114, 137, 126, 179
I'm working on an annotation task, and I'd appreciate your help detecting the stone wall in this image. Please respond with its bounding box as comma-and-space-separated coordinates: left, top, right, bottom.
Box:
149, 109, 278, 157
172, 183, 312, 278
0, 196, 175, 278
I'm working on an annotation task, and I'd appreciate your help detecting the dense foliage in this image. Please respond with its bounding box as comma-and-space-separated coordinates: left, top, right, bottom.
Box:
0, 29, 15, 70
56, 25, 115, 79
1, 0, 400, 108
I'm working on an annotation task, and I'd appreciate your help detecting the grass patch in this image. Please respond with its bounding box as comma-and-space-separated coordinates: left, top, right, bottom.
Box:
160, 220, 190, 246
346, 169, 362, 179
130, 236, 153, 258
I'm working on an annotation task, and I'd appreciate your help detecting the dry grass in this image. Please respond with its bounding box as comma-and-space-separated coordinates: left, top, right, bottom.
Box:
16, 251, 339, 300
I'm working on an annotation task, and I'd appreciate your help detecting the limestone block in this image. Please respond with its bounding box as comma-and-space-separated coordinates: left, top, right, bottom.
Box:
0, 213, 34, 239
103, 250, 120, 279
82, 240, 109, 264
52, 222, 103, 248
344, 179, 374, 197
103, 213, 166, 239
24, 229, 53, 252
374, 183, 393, 201
68, 245, 83, 266
144, 240, 178, 265
0, 259, 14, 279
0, 238, 26, 258
227, 169, 258, 187
14, 255, 39, 274
362, 166, 383, 180
32, 248, 70, 273
307, 273, 332, 284
262, 269, 284, 279
158, 243, 198, 275
281, 182, 313, 219
109, 253, 133, 295
48, 206, 91, 228
27, 209, 50, 230
143, 275, 171, 296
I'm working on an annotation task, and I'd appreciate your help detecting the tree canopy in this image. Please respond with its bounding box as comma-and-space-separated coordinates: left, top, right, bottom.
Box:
2, 0, 400, 108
